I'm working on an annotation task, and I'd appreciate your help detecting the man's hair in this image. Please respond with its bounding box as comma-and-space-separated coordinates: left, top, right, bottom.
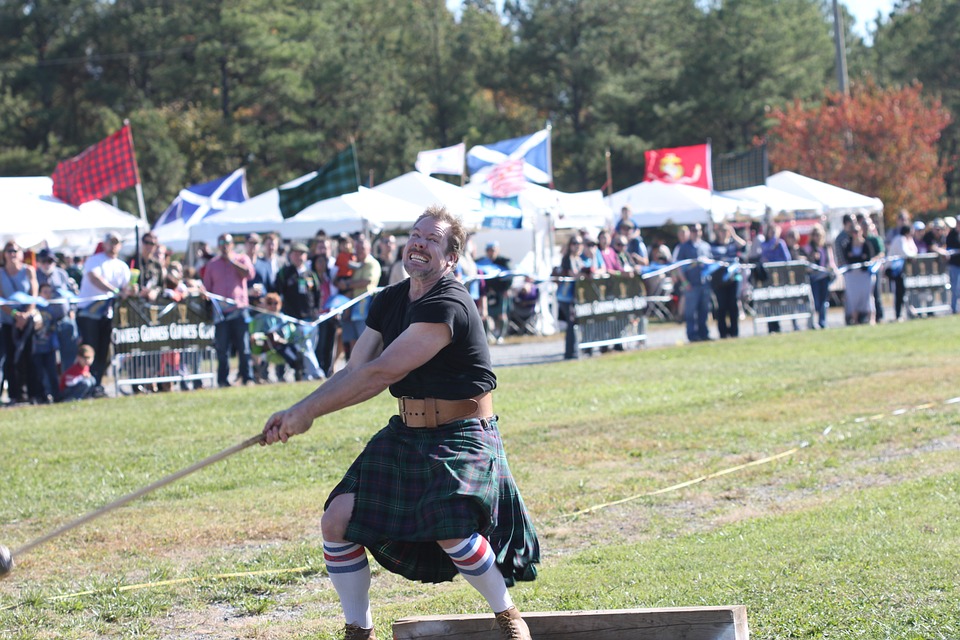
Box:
78, 344, 94, 359
416, 204, 465, 257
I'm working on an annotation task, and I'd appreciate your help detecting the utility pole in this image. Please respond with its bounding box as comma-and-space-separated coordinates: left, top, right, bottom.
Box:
832, 0, 849, 96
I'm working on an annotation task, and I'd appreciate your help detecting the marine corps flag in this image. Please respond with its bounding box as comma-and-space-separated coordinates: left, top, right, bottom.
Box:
51, 125, 141, 206
643, 143, 712, 190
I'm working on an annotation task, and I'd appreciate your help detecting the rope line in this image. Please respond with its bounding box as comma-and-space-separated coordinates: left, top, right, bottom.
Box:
0, 566, 314, 610
565, 395, 960, 519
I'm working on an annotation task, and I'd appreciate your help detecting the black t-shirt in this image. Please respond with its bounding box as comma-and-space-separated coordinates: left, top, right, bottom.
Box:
366, 274, 496, 400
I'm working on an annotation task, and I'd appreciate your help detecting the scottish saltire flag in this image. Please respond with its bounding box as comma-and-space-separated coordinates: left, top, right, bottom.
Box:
467, 129, 552, 184
644, 142, 712, 190
154, 168, 249, 229
479, 193, 522, 229
415, 142, 465, 176
279, 146, 359, 219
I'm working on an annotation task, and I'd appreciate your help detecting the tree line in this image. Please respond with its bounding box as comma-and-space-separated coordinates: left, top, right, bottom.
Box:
1, 0, 956, 225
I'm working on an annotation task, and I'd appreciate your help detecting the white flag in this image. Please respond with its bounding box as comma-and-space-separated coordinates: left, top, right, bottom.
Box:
415, 142, 466, 176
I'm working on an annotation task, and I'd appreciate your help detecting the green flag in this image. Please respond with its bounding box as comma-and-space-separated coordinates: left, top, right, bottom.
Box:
278, 146, 359, 219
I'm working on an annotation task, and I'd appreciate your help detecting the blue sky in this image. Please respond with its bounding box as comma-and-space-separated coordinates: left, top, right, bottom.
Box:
846, 0, 897, 41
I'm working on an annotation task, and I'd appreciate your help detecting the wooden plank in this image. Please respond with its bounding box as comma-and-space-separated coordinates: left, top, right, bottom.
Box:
393, 605, 749, 640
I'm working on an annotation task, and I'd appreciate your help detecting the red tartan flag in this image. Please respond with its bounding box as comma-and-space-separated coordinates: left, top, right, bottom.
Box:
487, 158, 527, 198
52, 125, 141, 206
643, 142, 712, 190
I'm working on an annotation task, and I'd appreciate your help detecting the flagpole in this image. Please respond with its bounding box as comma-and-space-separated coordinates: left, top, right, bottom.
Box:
605, 148, 613, 196
545, 122, 554, 190
349, 137, 361, 189
124, 120, 149, 224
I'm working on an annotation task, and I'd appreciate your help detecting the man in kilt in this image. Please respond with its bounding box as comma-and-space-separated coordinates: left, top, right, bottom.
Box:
262, 205, 540, 640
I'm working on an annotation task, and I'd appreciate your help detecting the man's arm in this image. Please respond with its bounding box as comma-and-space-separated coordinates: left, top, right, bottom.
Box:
230, 254, 256, 279
262, 321, 453, 444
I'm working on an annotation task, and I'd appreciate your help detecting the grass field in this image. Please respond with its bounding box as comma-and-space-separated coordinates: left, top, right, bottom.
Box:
1, 316, 959, 639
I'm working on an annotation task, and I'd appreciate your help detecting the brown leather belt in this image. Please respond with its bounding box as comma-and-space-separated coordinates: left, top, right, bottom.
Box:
398, 392, 494, 428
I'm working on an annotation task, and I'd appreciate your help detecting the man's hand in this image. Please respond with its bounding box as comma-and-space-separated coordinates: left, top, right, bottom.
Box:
261, 405, 314, 445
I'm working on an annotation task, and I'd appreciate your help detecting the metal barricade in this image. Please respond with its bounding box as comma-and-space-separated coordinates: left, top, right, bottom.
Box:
574, 273, 649, 350
113, 346, 217, 393
110, 296, 217, 394
903, 254, 951, 317
747, 261, 814, 333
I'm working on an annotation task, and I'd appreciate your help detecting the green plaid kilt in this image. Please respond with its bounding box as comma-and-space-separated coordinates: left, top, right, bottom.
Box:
326, 415, 540, 585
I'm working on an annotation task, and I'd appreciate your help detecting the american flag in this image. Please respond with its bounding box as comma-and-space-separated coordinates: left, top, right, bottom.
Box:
52, 125, 140, 206
487, 158, 527, 198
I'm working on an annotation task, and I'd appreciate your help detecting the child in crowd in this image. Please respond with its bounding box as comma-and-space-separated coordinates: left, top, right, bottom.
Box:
32, 282, 62, 402
249, 293, 304, 383
60, 344, 96, 401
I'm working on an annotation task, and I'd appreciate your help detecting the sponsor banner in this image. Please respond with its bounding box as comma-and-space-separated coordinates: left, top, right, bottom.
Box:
573, 273, 648, 347
112, 296, 214, 353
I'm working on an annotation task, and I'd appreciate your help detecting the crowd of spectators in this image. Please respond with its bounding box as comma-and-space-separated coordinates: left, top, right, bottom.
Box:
553, 206, 960, 352
3, 206, 958, 405
0, 227, 409, 405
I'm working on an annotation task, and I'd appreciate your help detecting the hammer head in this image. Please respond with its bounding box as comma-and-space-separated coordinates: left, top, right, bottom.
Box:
0, 545, 12, 578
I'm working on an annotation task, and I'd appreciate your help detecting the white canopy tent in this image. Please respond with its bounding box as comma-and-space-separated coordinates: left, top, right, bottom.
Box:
282, 187, 426, 238
458, 182, 613, 336
719, 184, 824, 218
605, 181, 763, 227
187, 184, 429, 248
519, 185, 611, 231
372, 171, 483, 227
766, 171, 883, 234
1, 176, 142, 254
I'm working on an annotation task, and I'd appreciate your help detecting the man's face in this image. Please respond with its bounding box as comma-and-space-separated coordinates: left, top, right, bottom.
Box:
404, 217, 455, 281
106, 237, 122, 257
245, 238, 260, 256
355, 238, 371, 261
262, 237, 277, 254
219, 236, 234, 255
38, 257, 55, 274
141, 235, 157, 257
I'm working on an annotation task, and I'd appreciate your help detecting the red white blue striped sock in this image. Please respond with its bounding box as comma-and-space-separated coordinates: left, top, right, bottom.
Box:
323, 541, 372, 628
443, 533, 512, 613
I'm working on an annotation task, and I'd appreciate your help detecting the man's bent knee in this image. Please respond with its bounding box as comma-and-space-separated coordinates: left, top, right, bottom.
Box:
321, 493, 354, 543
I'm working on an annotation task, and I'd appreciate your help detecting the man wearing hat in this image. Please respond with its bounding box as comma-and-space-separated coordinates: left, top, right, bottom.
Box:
35, 248, 80, 377
77, 232, 132, 394
274, 241, 324, 380
475, 240, 512, 342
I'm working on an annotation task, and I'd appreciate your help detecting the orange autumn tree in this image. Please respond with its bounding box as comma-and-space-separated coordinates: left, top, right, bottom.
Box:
767, 80, 952, 225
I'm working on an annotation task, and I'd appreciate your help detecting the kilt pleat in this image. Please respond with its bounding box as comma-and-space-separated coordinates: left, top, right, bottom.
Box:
326, 415, 540, 585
